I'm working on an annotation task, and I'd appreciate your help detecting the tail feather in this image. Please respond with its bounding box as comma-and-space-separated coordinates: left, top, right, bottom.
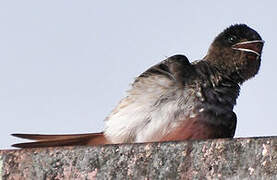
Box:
11, 132, 108, 148
11, 133, 103, 140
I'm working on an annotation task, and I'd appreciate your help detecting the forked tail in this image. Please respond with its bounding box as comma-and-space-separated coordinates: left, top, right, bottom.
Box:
11, 132, 108, 148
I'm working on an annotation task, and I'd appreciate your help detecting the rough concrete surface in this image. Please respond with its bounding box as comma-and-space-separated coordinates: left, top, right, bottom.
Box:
0, 136, 276, 180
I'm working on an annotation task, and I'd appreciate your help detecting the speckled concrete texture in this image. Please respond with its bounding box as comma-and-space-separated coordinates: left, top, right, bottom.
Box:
0, 137, 276, 179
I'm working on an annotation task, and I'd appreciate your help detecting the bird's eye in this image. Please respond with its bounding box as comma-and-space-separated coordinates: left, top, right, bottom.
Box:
228, 35, 237, 43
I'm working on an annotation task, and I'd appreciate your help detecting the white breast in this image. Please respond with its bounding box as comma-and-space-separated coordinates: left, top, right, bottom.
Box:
104, 75, 189, 143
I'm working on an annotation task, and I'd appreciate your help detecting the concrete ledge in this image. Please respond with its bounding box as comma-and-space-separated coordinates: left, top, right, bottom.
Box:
0, 137, 276, 179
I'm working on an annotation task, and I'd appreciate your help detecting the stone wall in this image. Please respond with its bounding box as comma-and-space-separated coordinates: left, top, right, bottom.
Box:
0, 137, 276, 179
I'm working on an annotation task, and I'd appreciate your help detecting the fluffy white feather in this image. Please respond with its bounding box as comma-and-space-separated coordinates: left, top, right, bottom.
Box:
104, 74, 191, 143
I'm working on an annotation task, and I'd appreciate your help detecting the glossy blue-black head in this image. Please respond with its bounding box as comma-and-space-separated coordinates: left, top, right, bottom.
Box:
206, 24, 264, 83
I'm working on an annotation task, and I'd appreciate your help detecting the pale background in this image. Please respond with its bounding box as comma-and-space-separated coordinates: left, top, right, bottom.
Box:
0, 1, 276, 149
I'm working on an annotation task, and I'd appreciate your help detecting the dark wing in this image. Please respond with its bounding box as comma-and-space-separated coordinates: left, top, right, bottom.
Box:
135, 54, 194, 86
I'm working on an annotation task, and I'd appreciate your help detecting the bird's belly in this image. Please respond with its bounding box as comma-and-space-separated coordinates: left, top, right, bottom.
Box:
160, 116, 234, 142
105, 86, 236, 143
140, 103, 237, 142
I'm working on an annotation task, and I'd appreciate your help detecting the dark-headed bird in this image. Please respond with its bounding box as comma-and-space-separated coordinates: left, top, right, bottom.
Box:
12, 24, 264, 148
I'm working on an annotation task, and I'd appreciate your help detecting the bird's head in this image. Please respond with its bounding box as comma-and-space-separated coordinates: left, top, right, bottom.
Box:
205, 24, 264, 83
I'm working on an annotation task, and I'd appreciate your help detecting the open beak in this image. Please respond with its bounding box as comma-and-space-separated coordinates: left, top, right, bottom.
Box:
232, 40, 264, 56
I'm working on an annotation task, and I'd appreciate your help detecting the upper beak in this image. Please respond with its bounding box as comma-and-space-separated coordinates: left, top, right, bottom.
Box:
232, 40, 264, 56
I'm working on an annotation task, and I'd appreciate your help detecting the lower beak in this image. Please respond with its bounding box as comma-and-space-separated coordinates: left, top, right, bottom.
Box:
232, 40, 264, 56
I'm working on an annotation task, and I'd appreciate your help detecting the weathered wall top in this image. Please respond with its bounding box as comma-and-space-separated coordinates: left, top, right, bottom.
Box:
0, 136, 276, 179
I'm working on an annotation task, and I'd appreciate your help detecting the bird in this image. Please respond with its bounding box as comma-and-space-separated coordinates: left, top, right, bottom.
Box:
12, 24, 264, 148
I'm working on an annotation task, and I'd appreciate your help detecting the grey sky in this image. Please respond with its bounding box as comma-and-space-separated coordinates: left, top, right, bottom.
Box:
0, 1, 276, 149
